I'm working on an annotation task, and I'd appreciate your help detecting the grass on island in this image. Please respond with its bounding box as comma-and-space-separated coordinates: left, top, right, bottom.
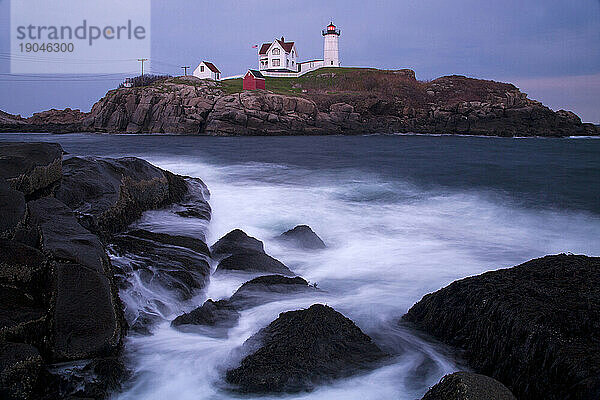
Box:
219, 67, 392, 95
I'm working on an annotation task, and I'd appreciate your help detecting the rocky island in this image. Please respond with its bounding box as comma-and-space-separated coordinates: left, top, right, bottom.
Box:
1, 68, 598, 137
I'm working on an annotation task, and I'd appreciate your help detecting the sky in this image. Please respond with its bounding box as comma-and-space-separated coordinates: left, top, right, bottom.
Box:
1, 0, 599, 123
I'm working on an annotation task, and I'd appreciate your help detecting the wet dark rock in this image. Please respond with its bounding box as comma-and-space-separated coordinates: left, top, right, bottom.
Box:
175, 205, 211, 220
0, 179, 26, 239
44, 356, 129, 400
51, 262, 122, 361
171, 275, 315, 334
211, 229, 292, 276
28, 198, 110, 275
226, 304, 388, 393
421, 372, 516, 400
0, 286, 46, 345
27, 198, 123, 361
278, 225, 326, 249
228, 275, 315, 309
211, 229, 264, 259
174, 178, 212, 224
403, 254, 600, 400
171, 300, 240, 329
216, 252, 294, 276
122, 229, 210, 257
0, 240, 47, 301
55, 156, 189, 236
0, 142, 63, 197
0, 342, 43, 400
112, 229, 211, 300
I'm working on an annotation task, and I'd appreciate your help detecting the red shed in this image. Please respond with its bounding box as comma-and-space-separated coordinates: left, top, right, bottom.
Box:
243, 69, 266, 90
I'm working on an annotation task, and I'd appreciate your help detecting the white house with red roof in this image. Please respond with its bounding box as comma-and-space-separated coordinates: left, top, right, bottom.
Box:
259, 37, 298, 74
257, 22, 341, 78
193, 61, 221, 80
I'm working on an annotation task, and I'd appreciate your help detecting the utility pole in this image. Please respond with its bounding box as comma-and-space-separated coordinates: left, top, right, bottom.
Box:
181, 66, 191, 76
137, 58, 148, 85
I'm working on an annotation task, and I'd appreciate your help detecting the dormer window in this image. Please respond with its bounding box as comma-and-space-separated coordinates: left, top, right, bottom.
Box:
272, 48, 280, 55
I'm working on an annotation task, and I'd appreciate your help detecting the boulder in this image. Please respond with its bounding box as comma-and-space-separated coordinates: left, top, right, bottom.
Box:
0, 240, 47, 299
278, 225, 326, 249
28, 198, 109, 275
403, 254, 600, 400
226, 304, 388, 393
173, 177, 212, 230
216, 252, 294, 276
55, 156, 189, 235
0, 142, 63, 196
210, 229, 264, 258
27, 198, 123, 361
421, 372, 516, 400
51, 262, 122, 361
171, 275, 315, 334
171, 299, 239, 329
0, 286, 45, 345
111, 229, 210, 307
0, 342, 43, 400
228, 275, 315, 309
0, 179, 26, 239
43, 356, 129, 399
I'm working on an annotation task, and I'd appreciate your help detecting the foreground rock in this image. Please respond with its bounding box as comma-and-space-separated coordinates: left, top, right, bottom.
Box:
172, 275, 316, 333
211, 229, 294, 276
111, 229, 211, 333
228, 275, 315, 309
226, 304, 388, 393
56, 156, 189, 236
3, 71, 597, 137
210, 229, 264, 259
278, 225, 326, 249
0, 142, 63, 197
216, 252, 294, 276
0, 142, 200, 398
28, 198, 123, 361
0, 179, 26, 239
171, 300, 239, 333
0, 342, 43, 400
404, 254, 600, 400
421, 372, 516, 400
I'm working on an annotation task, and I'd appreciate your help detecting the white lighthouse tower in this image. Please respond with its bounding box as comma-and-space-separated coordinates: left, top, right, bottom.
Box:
322, 22, 341, 67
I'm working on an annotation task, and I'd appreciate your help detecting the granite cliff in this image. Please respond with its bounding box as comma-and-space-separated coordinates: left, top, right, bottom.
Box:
1, 68, 598, 136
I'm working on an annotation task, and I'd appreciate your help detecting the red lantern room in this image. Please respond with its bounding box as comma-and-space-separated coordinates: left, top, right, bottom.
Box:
322, 22, 341, 36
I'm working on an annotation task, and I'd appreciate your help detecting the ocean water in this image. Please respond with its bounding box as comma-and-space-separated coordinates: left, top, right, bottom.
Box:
2, 133, 599, 399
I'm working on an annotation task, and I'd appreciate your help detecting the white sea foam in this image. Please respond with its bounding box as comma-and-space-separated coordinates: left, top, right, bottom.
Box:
112, 156, 600, 400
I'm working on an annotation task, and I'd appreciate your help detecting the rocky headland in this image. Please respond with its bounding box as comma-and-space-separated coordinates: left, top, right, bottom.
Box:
1, 68, 598, 137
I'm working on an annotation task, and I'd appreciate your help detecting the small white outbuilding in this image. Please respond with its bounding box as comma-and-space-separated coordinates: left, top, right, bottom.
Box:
193, 61, 221, 80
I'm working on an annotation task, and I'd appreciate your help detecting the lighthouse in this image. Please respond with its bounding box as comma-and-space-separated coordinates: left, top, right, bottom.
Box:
322, 22, 340, 67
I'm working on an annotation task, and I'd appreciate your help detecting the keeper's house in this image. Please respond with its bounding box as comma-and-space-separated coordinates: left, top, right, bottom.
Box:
243, 70, 266, 91
193, 61, 221, 80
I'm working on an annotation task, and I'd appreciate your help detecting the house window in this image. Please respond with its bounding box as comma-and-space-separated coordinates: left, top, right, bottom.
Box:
331, 61, 334, 65
286, 59, 289, 67
272, 59, 280, 67
200, 66, 204, 72
272, 48, 280, 55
